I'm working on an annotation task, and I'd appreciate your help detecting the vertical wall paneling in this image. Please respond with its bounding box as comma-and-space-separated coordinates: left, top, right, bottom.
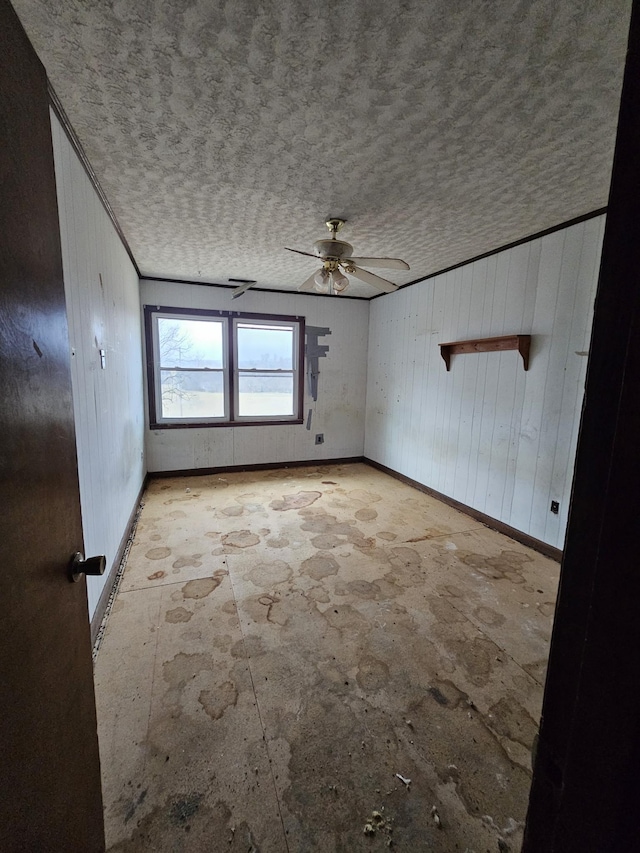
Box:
365, 217, 605, 549
140, 281, 369, 472
51, 111, 145, 619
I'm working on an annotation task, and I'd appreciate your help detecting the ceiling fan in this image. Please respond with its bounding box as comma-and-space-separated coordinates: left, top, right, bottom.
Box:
286, 218, 409, 295
230, 218, 410, 298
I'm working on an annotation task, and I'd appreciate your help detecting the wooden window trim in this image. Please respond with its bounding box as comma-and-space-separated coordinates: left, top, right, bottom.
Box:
144, 305, 305, 429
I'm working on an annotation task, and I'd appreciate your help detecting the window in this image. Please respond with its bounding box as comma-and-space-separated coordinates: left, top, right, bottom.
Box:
145, 306, 304, 428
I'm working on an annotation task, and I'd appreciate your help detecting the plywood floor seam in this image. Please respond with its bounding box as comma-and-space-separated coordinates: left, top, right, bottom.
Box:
226, 562, 293, 853
94, 462, 559, 852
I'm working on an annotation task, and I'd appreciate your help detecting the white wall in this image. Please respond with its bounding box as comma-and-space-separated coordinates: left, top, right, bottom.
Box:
140, 280, 369, 472
365, 216, 605, 549
51, 111, 145, 619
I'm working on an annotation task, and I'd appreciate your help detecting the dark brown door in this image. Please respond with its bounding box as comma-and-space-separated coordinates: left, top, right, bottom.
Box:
524, 1, 640, 849
0, 2, 104, 850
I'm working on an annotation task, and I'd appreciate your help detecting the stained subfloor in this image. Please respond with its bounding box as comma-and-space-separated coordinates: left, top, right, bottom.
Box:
95, 462, 559, 852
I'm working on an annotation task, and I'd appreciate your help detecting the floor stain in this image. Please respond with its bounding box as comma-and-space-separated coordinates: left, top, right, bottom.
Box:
301, 554, 340, 580
124, 789, 147, 824
165, 607, 193, 624
231, 635, 267, 659
147, 570, 167, 581
162, 652, 215, 689
169, 792, 203, 825
427, 679, 469, 708
182, 572, 227, 599
220, 505, 244, 517
355, 507, 378, 521
348, 489, 382, 504
441, 634, 500, 685
389, 546, 422, 568
270, 490, 321, 511
221, 530, 260, 548
460, 549, 533, 582
199, 682, 238, 719
474, 605, 507, 626
107, 799, 240, 852
145, 547, 171, 560
376, 530, 397, 541
356, 655, 390, 690
246, 560, 292, 587
407, 690, 531, 826
310, 533, 343, 549
172, 554, 203, 570
344, 579, 385, 600
321, 603, 370, 634
428, 596, 467, 623
487, 696, 539, 751
406, 525, 450, 541
299, 510, 376, 555
255, 593, 288, 626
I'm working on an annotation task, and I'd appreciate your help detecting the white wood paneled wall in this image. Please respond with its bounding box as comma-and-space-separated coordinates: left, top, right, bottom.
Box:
365, 216, 605, 549
140, 280, 369, 472
51, 112, 145, 619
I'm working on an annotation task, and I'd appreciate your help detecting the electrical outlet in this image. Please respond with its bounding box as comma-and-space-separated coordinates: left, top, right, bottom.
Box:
550, 500, 559, 514
315, 433, 324, 445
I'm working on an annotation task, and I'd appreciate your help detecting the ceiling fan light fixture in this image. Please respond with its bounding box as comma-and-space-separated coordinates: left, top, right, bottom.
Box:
313, 267, 330, 293
331, 269, 349, 292
287, 220, 407, 295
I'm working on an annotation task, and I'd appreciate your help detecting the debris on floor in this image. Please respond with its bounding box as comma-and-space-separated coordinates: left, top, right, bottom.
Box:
395, 773, 411, 789
363, 807, 393, 844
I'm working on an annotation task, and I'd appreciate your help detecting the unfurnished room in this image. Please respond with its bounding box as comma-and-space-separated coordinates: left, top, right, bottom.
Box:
2, 1, 640, 851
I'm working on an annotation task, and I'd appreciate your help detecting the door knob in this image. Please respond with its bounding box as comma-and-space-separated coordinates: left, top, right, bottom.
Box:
69, 552, 106, 583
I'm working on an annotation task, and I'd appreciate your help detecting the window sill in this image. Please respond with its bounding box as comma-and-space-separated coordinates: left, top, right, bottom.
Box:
149, 418, 304, 430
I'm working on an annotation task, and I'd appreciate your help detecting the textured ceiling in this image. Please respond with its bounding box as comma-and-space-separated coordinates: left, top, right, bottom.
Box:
12, 0, 632, 298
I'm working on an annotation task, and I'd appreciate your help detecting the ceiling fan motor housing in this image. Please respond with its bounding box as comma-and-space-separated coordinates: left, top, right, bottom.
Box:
313, 239, 354, 260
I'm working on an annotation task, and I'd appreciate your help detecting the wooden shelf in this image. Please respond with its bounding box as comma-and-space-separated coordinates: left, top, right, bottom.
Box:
439, 334, 531, 371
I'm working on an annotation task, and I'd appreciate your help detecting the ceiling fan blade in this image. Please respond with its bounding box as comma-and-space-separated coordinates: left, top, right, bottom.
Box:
348, 265, 398, 293
348, 256, 410, 270
298, 271, 319, 292
285, 247, 319, 259
231, 280, 257, 299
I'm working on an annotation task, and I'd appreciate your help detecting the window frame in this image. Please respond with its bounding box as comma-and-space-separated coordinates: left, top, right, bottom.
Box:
144, 305, 305, 429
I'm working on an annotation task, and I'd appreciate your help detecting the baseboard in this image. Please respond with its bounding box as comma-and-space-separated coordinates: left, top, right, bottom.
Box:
364, 458, 563, 562
90, 474, 148, 645
149, 456, 366, 479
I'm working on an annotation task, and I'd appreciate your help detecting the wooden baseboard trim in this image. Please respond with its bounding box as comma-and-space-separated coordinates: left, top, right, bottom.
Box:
149, 457, 366, 479
364, 458, 563, 562
90, 475, 148, 646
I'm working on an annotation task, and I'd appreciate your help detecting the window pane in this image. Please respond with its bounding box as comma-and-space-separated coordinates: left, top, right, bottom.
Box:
158, 318, 223, 369
237, 324, 293, 370
237, 372, 294, 417
161, 370, 224, 419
